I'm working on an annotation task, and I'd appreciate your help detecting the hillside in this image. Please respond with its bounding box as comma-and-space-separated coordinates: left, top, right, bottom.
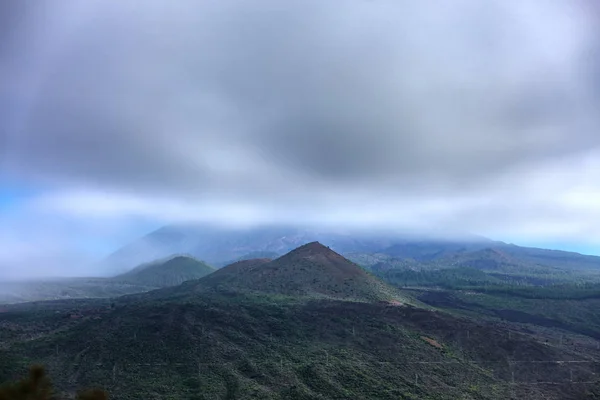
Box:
213, 258, 272, 274
114, 255, 215, 288
379, 239, 494, 260
352, 245, 600, 288
379, 242, 600, 277
0, 256, 216, 305
100, 225, 415, 274
2, 242, 600, 399
2, 291, 599, 399
184, 242, 402, 302
101, 224, 600, 279
443, 248, 516, 270
0, 278, 157, 305
213, 251, 281, 268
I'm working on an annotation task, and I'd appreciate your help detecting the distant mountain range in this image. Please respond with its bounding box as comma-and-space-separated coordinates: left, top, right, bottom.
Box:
101, 224, 600, 276
4, 224, 600, 305
100, 224, 410, 274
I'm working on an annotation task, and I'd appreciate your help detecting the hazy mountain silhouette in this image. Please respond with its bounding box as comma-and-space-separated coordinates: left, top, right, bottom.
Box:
100, 224, 488, 274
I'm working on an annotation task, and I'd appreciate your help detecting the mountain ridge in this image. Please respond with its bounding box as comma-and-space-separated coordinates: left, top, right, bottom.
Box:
159, 242, 405, 303
99, 225, 492, 274
101, 224, 600, 277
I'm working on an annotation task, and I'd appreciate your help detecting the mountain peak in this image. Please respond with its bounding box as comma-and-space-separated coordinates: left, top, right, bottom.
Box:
286, 241, 334, 256
301, 240, 327, 248
187, 243, 403, 302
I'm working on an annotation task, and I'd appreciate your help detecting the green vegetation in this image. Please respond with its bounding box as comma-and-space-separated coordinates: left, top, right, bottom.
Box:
214, 251, 281, 267
114, 255, 215, 288
414, 287, 600, 340
3, 242, 600, 399
379, 267, 505, 288
375, 266, 600, 293
345, 252, 421, 270
0, 256, 215, 305
0, 365, 107, 400
354, 244, 600, 288
0, 279, 157, 305
4, 294, 583, 400
378, 240, 600, 276
371, 252, 600, 343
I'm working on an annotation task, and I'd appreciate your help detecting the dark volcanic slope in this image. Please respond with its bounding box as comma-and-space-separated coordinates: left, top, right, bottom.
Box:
2, 294, 598, 400
114, 255, 215, 288
215, 258, 272, 274
213, 251, 281, 267
191, 242, 402, 302
4, 246, 600, 399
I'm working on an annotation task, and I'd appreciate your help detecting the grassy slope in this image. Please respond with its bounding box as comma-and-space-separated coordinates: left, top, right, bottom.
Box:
370, 249, 600, 349
3, 293, 599, 400
114, 256, 215, 288
0, 279, 157, 305
414, 288, 600, 341
3, 244, 600, 399
0, 256, 215, 305
213, 251, 281, 268
354, 243, 600, 286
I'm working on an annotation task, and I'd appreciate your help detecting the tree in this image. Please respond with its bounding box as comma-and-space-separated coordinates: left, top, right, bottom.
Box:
0, 365, 108, 400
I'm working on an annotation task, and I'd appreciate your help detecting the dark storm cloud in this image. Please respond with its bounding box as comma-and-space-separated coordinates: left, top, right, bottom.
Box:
1, 0, 598, 202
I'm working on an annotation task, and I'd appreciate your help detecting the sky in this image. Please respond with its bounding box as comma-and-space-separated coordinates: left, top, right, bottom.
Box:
1, 0, 600, 278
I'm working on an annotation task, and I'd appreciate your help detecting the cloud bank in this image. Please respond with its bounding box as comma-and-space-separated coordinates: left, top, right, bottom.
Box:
1, 0, 599, 277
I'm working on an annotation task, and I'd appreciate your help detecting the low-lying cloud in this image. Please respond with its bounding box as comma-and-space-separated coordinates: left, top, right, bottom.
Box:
1, 0, 599, 277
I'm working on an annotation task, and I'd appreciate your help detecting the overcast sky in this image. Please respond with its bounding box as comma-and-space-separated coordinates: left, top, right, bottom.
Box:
1, 0, 600, 278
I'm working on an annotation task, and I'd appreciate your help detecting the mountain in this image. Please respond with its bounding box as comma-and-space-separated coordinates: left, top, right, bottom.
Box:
213, 250, 281, 268
113, 255, 215, 288
379, 237, 496, 261
101, 225, 600, 275
165, 242, 403, 303
100, 224, 412, 275
101, 223, 600, 288
0, 255, 217, 304
345, 252, 423, 272
497, 244, 600, 271
3, 243, 600, 398
379, 241, 600, 273
2, 268, 599, 399
213, 258, 272, 274
436, 248, 520, 271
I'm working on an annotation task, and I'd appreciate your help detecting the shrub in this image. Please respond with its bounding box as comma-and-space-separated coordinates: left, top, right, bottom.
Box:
0, 365, 108, 400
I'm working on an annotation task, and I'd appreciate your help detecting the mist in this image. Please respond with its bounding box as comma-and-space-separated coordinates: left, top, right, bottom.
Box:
1, 0, 599, 278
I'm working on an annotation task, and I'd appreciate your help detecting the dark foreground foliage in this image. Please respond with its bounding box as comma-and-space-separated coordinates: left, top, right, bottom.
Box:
0, 365, 107, 400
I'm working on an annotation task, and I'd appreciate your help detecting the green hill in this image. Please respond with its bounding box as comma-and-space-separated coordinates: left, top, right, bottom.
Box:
214, 258, 272, 274
185, 242, 403, 302
214, 251, 281, 268
114, 256, 215, 288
